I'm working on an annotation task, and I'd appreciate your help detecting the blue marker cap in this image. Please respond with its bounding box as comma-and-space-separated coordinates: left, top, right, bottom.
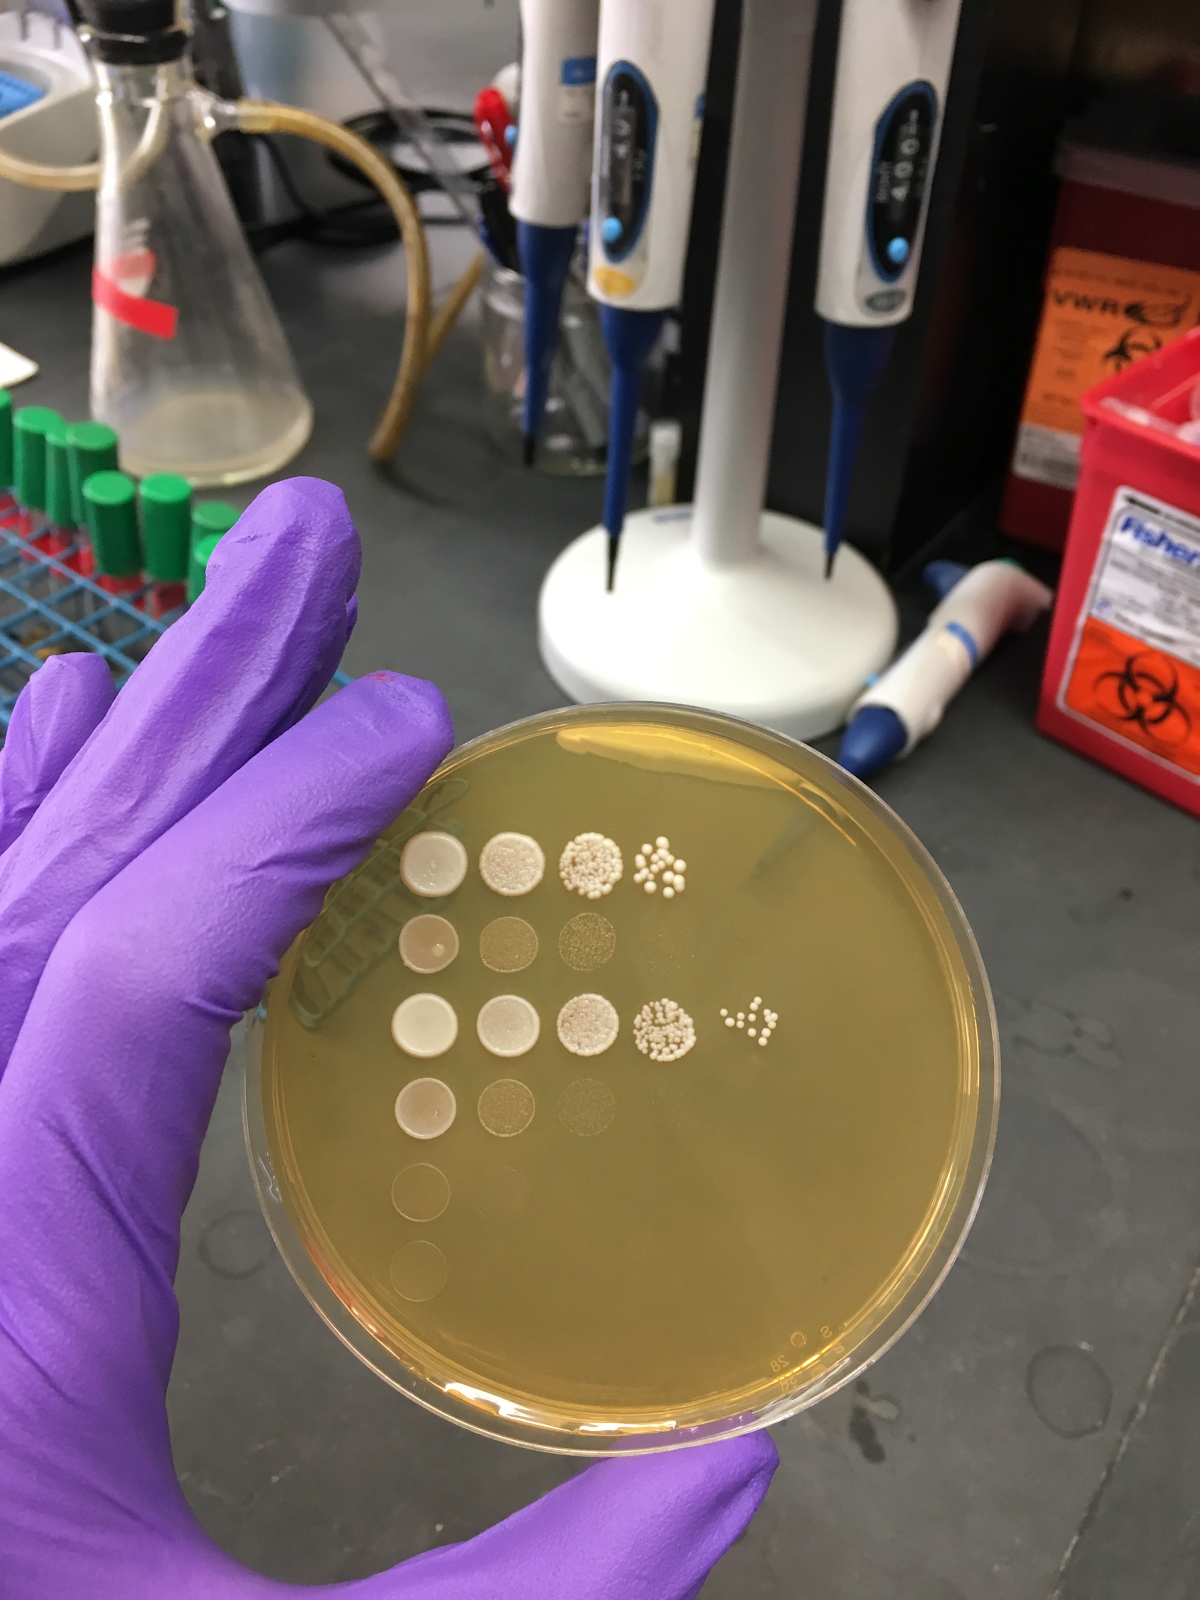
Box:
887, 237, 909, 265
837, 705, 908, 780
601, 216, 623, 245
923, 560, 969, 600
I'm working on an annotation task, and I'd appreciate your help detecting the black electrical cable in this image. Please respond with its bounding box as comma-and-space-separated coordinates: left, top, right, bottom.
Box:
244, 109, 493, 255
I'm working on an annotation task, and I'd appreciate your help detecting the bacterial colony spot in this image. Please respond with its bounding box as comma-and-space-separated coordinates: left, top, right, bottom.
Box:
633, 998, 696, 1062
558, 1078, 616, 1136
558, 912, 616, 972
559, 833, 623, 899
480, 916, 539, 973
557, 994, 620, 1057
395, 1077, 457, 1139
633, 835, 686, 898
477, 995, 541, 1057
720, 996, 777, 1046
400, 831, 468, 898
478, 1078, 536, 1137
389, 1239, 448, 1302
399, 914, 459, 974
479, 832, 545, 896
391, 993, 458, 1057
391, 1162, 451, 1221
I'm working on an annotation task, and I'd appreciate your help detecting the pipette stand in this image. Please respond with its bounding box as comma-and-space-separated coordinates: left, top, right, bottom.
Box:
538, 0, 898, 740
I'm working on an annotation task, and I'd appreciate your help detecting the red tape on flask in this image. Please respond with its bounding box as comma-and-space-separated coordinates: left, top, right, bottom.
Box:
92, 267, 179, 340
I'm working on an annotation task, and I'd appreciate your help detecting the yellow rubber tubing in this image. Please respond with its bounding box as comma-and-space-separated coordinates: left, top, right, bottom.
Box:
0, 98, 483, 464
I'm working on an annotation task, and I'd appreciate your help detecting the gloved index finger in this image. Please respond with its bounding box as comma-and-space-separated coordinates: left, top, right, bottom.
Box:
0, 476, 361, 1075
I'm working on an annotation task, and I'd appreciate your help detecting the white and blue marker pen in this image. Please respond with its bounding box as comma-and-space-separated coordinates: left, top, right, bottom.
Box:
838, 559, 1054, 778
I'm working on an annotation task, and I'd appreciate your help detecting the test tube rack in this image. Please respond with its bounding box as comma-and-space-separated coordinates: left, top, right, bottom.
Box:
0, 520, 351, 746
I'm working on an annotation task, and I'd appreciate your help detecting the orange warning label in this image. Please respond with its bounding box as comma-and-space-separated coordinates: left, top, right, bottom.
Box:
1059, 485, 1200, 779
1012, 249, 1200, 490
1063, 618, 1200, 776
1025, 248, 1200, 435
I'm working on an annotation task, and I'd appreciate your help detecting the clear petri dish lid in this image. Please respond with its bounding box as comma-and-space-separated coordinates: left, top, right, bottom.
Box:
245, 703, 998, 1454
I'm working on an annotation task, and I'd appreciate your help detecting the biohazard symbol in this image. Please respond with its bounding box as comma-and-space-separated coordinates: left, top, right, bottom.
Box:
1094, 651, 1193, 747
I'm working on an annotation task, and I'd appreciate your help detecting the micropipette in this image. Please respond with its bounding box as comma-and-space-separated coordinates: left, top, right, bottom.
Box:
510, 0, 600, 466
838, 559, 1053, 779
588, 0, 716, 589
815, 0, 963, 577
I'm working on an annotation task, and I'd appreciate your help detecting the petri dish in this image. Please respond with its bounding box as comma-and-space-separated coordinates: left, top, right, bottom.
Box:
246, 704, 998, 1455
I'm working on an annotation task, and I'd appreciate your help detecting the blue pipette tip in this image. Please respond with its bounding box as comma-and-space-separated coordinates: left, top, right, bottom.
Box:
597, 305, 665, 597
821, 323, 896, 578
516, 221, 578, 448
522, 433, 536, 468
837, 704, 907, 779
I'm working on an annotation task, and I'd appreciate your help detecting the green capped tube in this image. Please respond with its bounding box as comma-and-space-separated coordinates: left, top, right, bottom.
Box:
187, 500, 238, 603
83, 470, 142, 577
139, 472, 192, 582
67, 421, 119, 527
45, 421, 75, 528
0, 390, 12, 492
188, 532, 224, 604
14, 406, 64, 513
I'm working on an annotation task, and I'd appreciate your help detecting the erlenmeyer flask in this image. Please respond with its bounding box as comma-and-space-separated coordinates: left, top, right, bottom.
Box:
83, 0, 312, 485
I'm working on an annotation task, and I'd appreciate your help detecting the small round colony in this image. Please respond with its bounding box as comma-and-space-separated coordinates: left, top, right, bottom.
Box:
479, 915, 539, 973
394, 1077, 457, 1139
399, 914, 459, 974
559, 832, 623, 899
558, 911, 616, 972
479, 832, 545, 896
556, 993, 620, 1057
632, 836, 686, 898
391, 993, 458, 1057
400, 830, 468, 898
720, 996, 778, 1046
477, 1078, 536, 1137
477, 994, 541, 1057
633, 998, 696, 1062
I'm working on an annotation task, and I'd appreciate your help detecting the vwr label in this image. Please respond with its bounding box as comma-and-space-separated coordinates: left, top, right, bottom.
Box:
1058, 486, 1200, 779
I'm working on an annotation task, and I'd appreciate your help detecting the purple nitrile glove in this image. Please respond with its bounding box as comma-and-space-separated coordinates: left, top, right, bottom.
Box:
0, 478, 777, 1598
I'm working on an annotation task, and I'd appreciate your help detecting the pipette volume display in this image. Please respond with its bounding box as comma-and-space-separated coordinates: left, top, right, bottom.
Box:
249, 704, 997, 1454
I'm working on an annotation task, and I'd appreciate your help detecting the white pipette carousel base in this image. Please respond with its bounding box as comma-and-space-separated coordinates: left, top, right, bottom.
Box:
539, 506, 897, 740
538, 0, 896, 742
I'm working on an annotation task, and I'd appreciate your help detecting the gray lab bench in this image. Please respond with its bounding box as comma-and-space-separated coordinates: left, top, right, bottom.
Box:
4, 235, 1198, 1600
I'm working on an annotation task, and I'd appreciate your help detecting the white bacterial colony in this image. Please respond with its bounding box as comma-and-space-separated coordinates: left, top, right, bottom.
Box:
632, 836, 686, 897
391, 993, 458, 1057
559, 833, 623, 899
479, 832, 545, 896
400, 830, 468, 898
477, 994, 541, 1057
720, 996, 778, 1047
399, 914, 459, 974
557, 993, 620, 1057
477, 1078, 536, 1137
395, 1077, 457, 1139
633, 998, 696, 1062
